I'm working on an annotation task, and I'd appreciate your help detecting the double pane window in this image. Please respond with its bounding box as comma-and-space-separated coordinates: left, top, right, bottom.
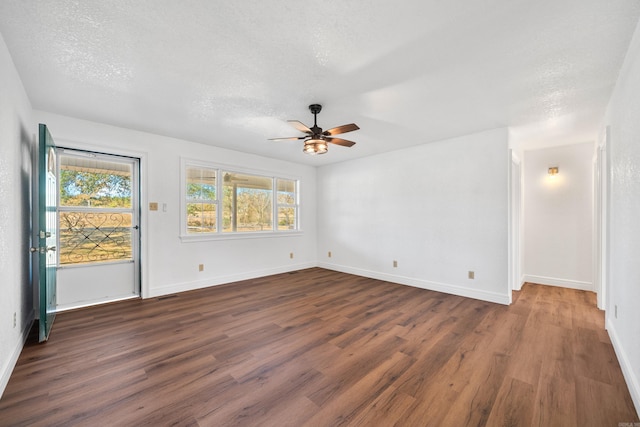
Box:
186, 166, 217, 233
277, 178, 297, 230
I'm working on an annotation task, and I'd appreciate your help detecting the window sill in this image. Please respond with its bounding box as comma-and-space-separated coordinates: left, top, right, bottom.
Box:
179, 230, 304, 243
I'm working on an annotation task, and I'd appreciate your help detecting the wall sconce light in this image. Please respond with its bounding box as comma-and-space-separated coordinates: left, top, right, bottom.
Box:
548, 166, 559, 176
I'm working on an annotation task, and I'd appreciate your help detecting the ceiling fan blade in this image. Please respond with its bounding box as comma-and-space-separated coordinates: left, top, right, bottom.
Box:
323, 123, 359, 136
287, 120, 312, 134
268, 136, 307, 141
325, 137, 356, 147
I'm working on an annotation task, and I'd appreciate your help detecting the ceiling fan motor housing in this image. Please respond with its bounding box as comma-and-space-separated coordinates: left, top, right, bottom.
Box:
309, 104, 322, 115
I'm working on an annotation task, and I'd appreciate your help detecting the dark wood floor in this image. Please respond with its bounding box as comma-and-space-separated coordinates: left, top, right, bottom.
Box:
0, 268, 637, 426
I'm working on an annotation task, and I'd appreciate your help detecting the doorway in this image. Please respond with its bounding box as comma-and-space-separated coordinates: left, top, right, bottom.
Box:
510, 151, 522, 293
521, 144, 595, 293
55, 148, 140, 310
593, 127, 609, 310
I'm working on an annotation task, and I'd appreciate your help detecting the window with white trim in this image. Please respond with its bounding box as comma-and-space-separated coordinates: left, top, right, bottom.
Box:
222, 171, 273, 232
185, 165, 217, 233
276, 178, 297, 230
182, 160, 299, 237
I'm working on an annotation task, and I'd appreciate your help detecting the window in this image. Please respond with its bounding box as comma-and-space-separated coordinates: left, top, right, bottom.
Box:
277, 178, 297, 230
223, 171, 273, 232
181, 160, 299, 238
186, 166, 217, 233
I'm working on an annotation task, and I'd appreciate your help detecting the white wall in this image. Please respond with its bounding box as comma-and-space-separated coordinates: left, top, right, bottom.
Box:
0, 33, 35, 397
33, 111, 318, 299
317, 128, 510, 304
603, 16, 640, 416
522, 143, 594, 290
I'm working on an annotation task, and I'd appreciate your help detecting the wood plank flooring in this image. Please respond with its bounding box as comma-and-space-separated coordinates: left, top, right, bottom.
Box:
0, 268, 637, 426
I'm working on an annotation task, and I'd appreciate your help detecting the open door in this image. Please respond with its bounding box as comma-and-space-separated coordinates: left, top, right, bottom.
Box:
55, 149, 141, 309
37, 124, 58, 342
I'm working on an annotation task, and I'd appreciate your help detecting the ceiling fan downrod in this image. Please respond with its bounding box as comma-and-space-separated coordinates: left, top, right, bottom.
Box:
309, 104, 322, 129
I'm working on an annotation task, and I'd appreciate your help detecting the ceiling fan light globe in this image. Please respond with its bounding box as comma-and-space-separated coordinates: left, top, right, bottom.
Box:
303, 139, 328, 155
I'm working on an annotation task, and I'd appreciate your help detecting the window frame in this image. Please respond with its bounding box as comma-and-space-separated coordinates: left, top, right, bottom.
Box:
276, 177, 299, 231
184, 162, 219, 234
180, 158, 302, 242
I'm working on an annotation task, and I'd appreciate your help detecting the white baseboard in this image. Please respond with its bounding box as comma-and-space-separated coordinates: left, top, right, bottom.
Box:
318, 262, 510, 305
522, 274, 593, 291
0, 309, 34, 399
606, 317, 640, 419
147, 262, 317, 298
513, 274, 526, 291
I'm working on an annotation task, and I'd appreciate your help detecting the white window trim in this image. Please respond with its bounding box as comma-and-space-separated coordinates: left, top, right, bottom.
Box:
275, 177, 300, 232
180, 158, 302, 242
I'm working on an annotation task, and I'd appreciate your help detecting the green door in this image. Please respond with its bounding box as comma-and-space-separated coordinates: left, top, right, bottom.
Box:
38, 124, 58, 342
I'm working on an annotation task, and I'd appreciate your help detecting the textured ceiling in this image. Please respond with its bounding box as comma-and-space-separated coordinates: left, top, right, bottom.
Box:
1, 1, 639, 165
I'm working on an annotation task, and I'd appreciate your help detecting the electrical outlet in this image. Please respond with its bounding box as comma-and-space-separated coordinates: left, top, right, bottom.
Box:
290, 252, 294, 259
328, 251, 332, 258
468, 271, 475, 279
198, 264, 204, 272
13, 312, 16, 328
393, 260, 398, 268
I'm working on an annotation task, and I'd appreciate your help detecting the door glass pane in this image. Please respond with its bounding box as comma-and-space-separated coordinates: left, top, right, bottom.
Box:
59, 212, 133, 265
58, 154, 135, 266
60, 157, 132, 208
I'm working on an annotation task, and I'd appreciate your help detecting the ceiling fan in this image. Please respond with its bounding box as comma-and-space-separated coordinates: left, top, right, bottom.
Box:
269, 104, 359, 155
